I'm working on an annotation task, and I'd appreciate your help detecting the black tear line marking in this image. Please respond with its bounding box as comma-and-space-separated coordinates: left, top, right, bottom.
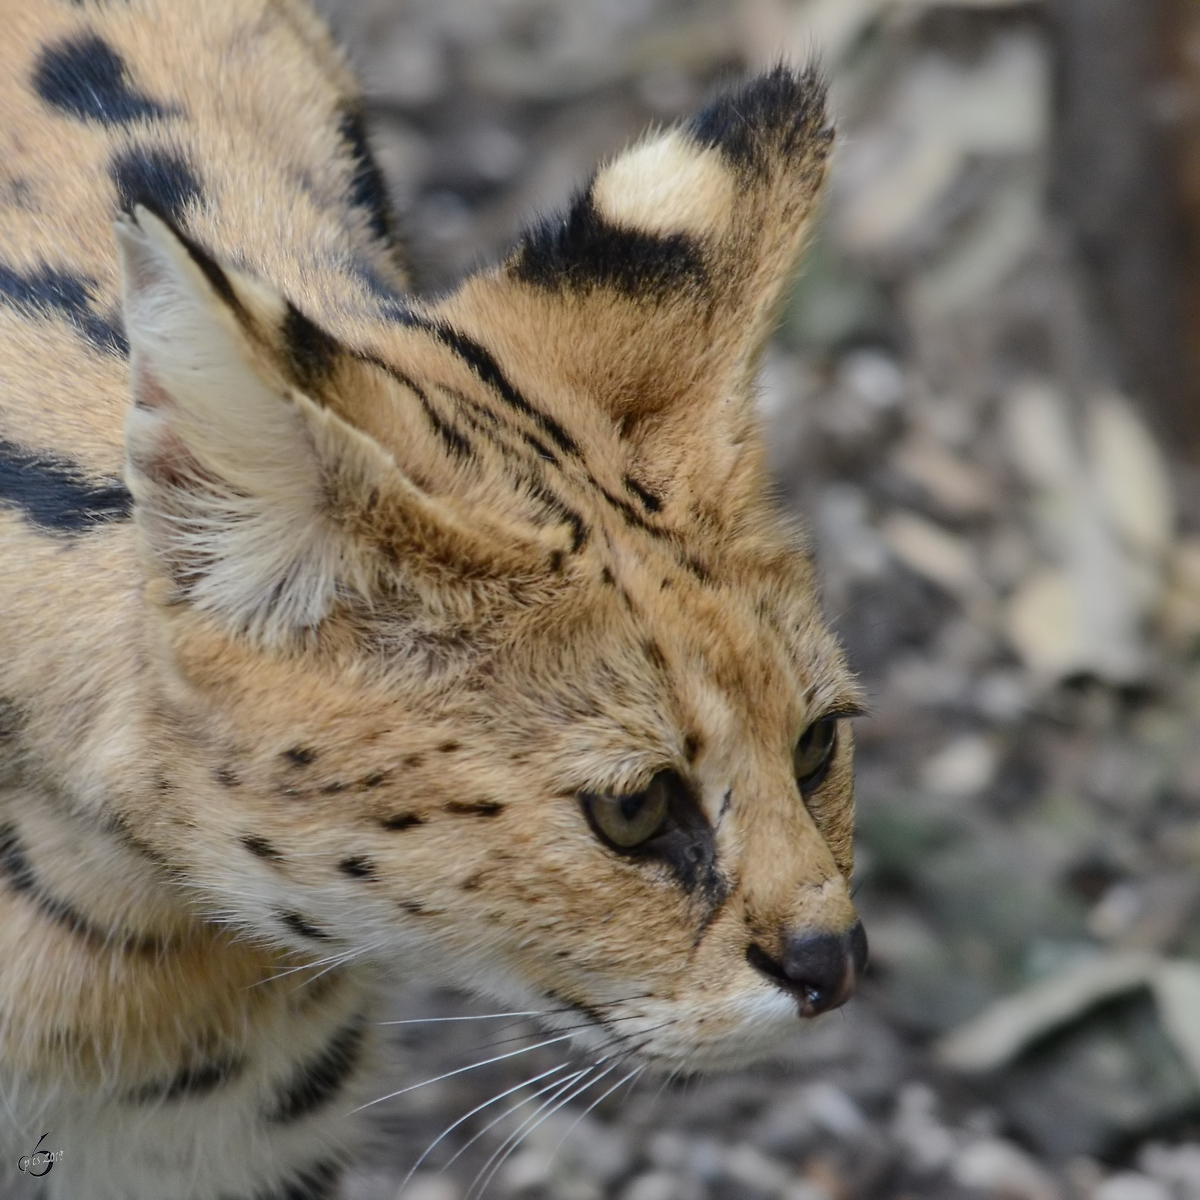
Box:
33, 34, 178, 126
0, 823, 160, 953
512, 188, 708, 298
266, 1013, 366, 1124
126, 1055, 245, 1103
0, 439, 131, 533
338, 107, 395, 246
688, 64, 831, 175
0, 261, 128, 355
111, 145, 203, 227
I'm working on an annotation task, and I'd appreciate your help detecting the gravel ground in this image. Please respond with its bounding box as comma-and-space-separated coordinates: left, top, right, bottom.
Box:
309, 1, 1200, 1197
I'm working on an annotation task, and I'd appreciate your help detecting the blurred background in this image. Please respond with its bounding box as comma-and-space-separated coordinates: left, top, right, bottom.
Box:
310, 1, 1200, 1197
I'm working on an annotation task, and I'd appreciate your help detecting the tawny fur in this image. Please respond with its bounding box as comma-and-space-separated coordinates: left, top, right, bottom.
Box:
0, 2, 861, 1196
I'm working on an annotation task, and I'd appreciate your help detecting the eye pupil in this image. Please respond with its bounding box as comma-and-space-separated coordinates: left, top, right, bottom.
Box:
581, 772, 674, 850
794, 716, 838, 792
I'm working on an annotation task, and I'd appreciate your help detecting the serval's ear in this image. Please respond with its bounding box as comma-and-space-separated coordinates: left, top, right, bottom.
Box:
432, 66, 831, 513
117, 207, 554, 644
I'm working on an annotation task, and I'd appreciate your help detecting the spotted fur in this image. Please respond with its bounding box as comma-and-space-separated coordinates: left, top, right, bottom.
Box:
0, 3, 861, 1197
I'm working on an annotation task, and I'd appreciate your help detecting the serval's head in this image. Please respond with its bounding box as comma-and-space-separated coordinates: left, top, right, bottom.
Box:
117, 66, 864, 1073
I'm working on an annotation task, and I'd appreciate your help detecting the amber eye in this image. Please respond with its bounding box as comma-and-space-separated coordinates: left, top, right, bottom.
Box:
581, 772, 673, 849
794, 716, 838, 794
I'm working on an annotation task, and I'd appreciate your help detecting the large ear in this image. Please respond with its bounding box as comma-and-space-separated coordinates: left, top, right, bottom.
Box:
117, 207, 554, 644
431, 66, 831, 512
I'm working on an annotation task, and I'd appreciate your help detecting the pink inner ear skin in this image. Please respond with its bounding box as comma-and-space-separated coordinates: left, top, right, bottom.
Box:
132, 361, 175, 410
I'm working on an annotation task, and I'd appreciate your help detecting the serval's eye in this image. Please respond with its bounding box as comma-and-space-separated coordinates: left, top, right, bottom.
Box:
794, 717, 838, 795
581, 771, 673, 849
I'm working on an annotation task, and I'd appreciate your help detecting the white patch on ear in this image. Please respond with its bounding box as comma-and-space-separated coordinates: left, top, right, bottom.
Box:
116, 207, 357, 642
591, 131, 734, 238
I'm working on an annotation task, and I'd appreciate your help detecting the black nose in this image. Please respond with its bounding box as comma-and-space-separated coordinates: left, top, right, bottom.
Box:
747, 921, 868, 1017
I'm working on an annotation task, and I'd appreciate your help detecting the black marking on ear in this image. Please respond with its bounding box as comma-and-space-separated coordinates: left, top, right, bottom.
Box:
34, 35, 176, 126
381, 812, 425, 831
513, 190, 707, 298
339, 107, 394, 245
338, 856, 376, 880
278, 910, 330, 941
266, 1013, 366, 1123
283, 746, 318, 768
127, 1056, 245, 1103
359, 355, 473, 460
624, 475, 662, 513
214, 765, 240, 787
0, 823, 161, 953
242, 835, 283, 862
446, 800, 504, 818
0, 439, 131, 533
111, 146, 202, 226
0, 261, 129, 355
283, 304, 340, 394
688, 65, 831, 175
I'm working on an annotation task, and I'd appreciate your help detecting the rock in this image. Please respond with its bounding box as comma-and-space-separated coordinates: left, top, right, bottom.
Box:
621, 1172, 684, 1200
891, 435, 998, 516
1093, 1173, 1172, 1200
881, 510, 985, 598
920, 734, 998, 797
402, 1177, 461, 1200
722, 1144, 793, 1193
891, 1084, 958, 1172
951, 1137, 1061, 1200
1139, 1143, 1200, 1199
1159, 539, 1200, 645
1151, 960, 1200, 1086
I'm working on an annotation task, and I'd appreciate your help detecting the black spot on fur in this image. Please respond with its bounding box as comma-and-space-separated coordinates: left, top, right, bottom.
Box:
460, 872, 484, 891
446, 800, 504, 818
283, 746, 318, 768
438, 740, 460, 754
601, 567, 616, 586
0, 261, 128, 355
242, 835, 283, 862
266, 1014, 366, 1124
0, 439, 131, 533
214, 765, 240, 788
361, 771, 389, 788
338, 856, 376, 880
339, 107, 394, 244
514, 191, 707, 297
685, 734, 702, 763
0, 823, 160, 952
624, 475, 662, 513
682, 555, 710, 583
33, 35, 175, 126
283, 304, 340, 394
320, 780, 347, 794
111, 146, 202, 226
402, 754, 424, 769
688, 65, 831, 175
278, 910, 330, 941
644, 639, 667, 671
127, 1056, 245, 1103
381, 812, 425, 831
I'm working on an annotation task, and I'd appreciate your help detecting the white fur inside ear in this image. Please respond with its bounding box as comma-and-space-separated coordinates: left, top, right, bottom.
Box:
591, 131, 734, 238
117, 212, 351, 642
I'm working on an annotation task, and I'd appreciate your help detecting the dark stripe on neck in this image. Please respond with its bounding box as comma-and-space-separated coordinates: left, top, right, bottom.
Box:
0, 440, 131, 532
265, 1013, 366, 1124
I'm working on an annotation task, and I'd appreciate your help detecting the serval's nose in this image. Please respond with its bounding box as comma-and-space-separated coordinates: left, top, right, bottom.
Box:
747, 920, 868, 1017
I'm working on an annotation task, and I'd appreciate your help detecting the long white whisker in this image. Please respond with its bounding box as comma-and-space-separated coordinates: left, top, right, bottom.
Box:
468, 1063, 618, 1200
395, 1062, 571, 1194
548, 1064, 643, 1165
350, 1032, 578, 1113
439, 1066, 593, 1174
378, 1011, 547, 1025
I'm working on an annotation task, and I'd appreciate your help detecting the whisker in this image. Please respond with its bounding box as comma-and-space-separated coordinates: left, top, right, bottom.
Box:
378, 1011, 548, 1026
394, 1061, 572, 1195
546, 1064, 644, 1165
468, 1063, 619, 1200
350, 1032, 578, 1113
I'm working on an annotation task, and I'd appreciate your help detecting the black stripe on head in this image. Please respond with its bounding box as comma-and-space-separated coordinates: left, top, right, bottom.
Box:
512, 190, 707, 298
111, 146, 203, 226
688, 65, 831, 175
338, 107, 394, 245
266, 1014, 366, 1124
282, 304, 340, 396
0, 261, 128, 355
278, 910, 330, 941
0, 439, 131, 532
33, 34, 176, 126
127, 1055, 245, 1103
